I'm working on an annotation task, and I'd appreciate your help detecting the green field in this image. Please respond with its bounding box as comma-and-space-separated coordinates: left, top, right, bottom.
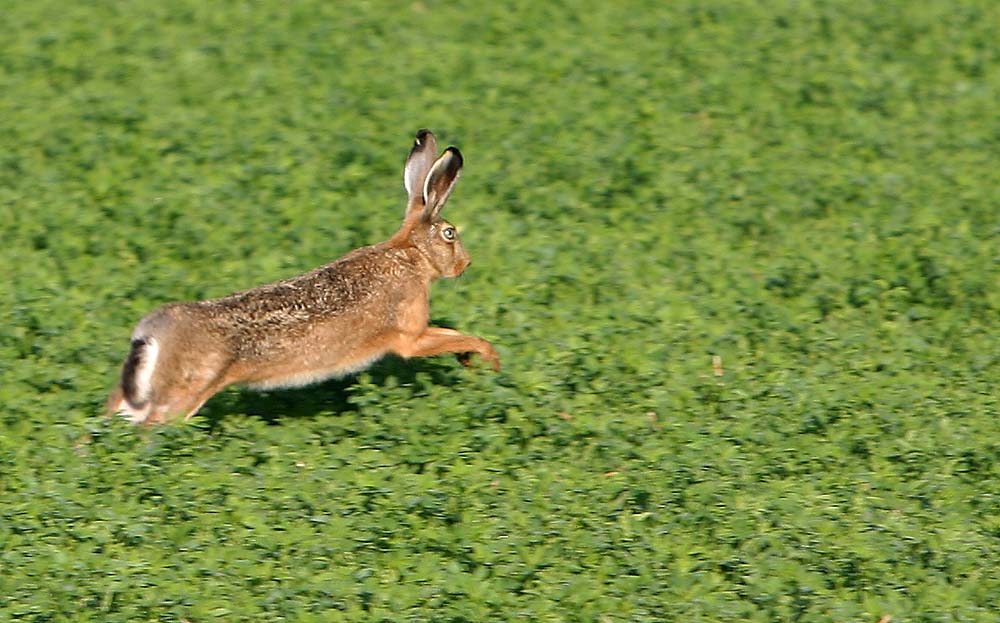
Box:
2, 1, 999, 621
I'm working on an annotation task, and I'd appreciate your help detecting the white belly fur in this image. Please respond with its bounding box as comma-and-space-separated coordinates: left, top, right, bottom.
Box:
245, 352, 385, 391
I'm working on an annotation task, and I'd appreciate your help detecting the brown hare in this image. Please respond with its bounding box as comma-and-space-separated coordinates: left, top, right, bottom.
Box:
106, 129, 500, 424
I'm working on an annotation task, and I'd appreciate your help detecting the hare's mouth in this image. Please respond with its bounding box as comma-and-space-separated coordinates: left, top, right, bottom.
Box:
451, 257, 471, 278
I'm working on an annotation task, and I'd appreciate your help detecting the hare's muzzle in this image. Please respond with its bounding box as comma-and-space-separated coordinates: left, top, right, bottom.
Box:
451, 246, 472, 277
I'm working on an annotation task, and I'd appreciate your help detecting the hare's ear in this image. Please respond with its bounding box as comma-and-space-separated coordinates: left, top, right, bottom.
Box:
422, 147, 463, 221
404, 129, 438, 218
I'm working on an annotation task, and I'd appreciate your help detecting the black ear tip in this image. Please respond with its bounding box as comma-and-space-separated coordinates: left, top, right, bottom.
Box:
445, 146, 463, 166
414, 128, 432, 145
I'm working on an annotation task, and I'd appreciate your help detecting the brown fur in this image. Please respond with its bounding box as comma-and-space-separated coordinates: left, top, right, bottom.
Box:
106, 130, 499, 424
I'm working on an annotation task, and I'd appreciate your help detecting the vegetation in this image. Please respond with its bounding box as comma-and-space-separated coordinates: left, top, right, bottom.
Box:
1, 0, 998, 620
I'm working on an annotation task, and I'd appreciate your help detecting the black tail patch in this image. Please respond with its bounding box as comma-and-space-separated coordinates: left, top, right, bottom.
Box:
121, 337, 149, 407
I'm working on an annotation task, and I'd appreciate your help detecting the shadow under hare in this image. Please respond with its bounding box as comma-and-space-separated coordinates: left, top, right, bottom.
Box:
106, 129, 500, 425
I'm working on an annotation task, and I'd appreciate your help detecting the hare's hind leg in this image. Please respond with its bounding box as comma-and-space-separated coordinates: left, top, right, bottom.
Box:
105, 386, 125, 417
396, 327, 500, 371
142, 359, 235, 424
141, 377, 227, 424
136, 350, 234, 425
180, 376, 233, 422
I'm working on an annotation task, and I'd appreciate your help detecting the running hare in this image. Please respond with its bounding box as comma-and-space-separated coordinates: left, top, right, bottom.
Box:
106, 129, 499, 424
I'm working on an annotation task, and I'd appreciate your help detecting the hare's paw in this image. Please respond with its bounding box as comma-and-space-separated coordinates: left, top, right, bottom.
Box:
458, 339, 500, 371
481, 340, 501, 371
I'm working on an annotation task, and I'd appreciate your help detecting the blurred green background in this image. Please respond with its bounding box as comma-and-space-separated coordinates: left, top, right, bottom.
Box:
1, 1, 998, 621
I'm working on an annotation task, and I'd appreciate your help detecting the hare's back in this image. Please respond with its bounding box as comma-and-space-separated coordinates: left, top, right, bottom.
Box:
203, 246, 415, 348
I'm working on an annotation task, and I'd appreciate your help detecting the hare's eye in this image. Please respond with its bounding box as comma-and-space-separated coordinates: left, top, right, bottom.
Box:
441, 226, 456, 242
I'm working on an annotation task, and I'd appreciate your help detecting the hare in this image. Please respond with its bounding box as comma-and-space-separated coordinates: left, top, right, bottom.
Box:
105, 129, 500, 424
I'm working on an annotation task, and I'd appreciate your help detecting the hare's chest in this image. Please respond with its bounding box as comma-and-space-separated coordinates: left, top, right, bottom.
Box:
393, 291, 430, 336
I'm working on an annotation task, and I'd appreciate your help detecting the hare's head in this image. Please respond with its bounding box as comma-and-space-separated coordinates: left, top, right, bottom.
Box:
396, 130, 471, 278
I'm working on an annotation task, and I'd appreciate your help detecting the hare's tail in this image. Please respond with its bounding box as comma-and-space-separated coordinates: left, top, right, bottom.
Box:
120, 336, 159, 413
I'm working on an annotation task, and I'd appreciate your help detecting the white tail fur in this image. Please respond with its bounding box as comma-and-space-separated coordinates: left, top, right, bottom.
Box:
117, 336, 160, 423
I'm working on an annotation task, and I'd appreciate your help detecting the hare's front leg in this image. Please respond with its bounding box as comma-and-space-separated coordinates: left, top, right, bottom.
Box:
397, 327, 500, 371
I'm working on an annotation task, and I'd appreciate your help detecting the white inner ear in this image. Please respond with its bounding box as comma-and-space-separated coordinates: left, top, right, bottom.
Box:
422, 163, 439, 207
404, 166, 416, 196
404, 158, 428, 199
423, 154, 459, 213
404, 140, 438, 201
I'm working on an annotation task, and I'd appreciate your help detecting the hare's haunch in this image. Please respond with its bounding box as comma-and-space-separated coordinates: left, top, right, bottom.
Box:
106, 130, 499, 424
